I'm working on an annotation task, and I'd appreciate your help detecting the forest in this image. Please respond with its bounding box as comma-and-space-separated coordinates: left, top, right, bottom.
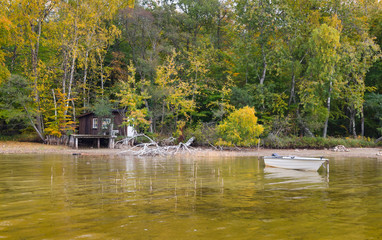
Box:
1, 0, 382, 147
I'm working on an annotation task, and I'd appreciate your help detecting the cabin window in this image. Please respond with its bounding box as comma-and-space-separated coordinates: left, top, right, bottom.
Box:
92, 118, 98, 129
102, 118, 111, 130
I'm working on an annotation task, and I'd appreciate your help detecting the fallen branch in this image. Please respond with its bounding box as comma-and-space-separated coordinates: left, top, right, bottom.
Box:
332, 145, 349, 152
117, 134, 195, 156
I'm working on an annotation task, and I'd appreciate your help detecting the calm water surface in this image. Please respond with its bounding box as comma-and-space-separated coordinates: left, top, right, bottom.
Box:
0, 154, 381, 239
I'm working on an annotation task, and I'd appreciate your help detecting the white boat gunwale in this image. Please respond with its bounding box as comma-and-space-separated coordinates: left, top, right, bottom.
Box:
263, 154, 329, 172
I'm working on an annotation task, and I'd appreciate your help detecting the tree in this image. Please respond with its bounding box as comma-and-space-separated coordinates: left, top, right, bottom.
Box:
6, 0, 58, 138
340, 38, 380, 137
0, 75, 44, 140
154, 51, 195, 135
57, 0, 121, 115
117, 6, 160, 80
216, 106, 264, 147
178, 0, 219, 49
0, 15, 11, 83
116, 62, 150, 132
44, 89, 76, 137
233, 0, 281, 85
302, 23, 341, 138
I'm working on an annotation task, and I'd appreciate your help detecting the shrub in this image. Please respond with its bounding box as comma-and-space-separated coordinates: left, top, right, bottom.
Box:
216, 106, 264, 147
262, 136, 379, 149
184, 122, 218, 146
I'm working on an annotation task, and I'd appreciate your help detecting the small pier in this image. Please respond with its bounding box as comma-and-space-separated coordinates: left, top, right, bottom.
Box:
70, 134, 116, 149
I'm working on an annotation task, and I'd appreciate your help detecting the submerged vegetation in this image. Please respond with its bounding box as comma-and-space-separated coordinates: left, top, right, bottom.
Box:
1, 0, 382, 147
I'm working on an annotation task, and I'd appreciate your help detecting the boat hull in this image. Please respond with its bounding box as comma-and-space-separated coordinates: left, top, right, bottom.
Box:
263, 157, 328, 171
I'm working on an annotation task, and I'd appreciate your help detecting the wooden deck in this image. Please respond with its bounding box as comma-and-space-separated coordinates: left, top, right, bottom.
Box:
70, 134, 117, 149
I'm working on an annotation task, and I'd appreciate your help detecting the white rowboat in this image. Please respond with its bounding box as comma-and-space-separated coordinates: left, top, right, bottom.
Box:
263, 154, 329, 171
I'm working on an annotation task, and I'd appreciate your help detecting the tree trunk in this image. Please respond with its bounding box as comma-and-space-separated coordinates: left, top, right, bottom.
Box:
83, 51, 89, 110
259, 46, 267, 85
66, 18, 78, 115
289, 73, 296, 105
30, 18, 43, 137
161, 100, 165, 133
72, 99, 76, 122
67, 48, 76, 113
323, 81, 333, 138
145, 99, 153, 133
99, 54, 104, 97
62, 51, 68, 94
351, 109, 357, 138
361, 106, 365, 137
24, 106, 44, 142
52, 89, 57, 120
375, 136, 382, 143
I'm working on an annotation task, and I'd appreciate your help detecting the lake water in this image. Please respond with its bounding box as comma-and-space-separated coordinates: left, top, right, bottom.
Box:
0, 154, 381, 239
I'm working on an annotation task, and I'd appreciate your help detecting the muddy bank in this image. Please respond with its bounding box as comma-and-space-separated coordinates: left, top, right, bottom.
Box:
1, 141, 382, 159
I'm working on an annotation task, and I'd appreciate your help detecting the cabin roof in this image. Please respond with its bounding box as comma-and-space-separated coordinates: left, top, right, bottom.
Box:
77, 109, 125, 119
77, 112, 94, 118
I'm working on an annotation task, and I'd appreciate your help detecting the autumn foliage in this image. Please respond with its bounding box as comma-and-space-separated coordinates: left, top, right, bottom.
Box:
216, 106, 264, 147
1, 0, 382, 142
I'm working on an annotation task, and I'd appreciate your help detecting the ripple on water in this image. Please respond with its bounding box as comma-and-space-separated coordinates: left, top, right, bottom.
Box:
0, 155, 381, 239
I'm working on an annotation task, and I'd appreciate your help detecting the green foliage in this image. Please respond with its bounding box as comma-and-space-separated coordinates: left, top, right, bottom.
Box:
93, 98, 114, 117
216, 106, 264, 147
230, 86, 254, 108
155, 51, 195, 133
364, 93, 382, 136
0, 75, 33, 125
184, 121, 218, 146
44, 89, 76, 137
1, 0, 382, 142
0, 15, 11, 83
116, 62, 150, 131
262, 136, 378, 149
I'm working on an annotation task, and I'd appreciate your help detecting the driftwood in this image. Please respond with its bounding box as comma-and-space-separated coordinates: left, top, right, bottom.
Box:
332, 145, 349, 152
375, 136, 382, 143
159, 136, 176, 146
45, 135, 70, 145
117, 134, 195, 156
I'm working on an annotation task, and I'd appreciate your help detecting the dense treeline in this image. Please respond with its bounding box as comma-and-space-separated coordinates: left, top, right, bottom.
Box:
1, 0, 382, 146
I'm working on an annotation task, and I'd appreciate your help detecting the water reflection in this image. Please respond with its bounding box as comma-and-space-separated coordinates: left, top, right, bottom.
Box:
264, 167, 328, 189
0, 155, 381, 239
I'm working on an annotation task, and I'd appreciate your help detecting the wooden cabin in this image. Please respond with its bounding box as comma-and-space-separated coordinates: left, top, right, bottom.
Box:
78, 110, 126, 136
70, 110, 135, 149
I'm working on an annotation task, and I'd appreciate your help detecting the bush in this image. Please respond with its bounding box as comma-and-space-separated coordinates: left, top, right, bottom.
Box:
262, 136, 378, 149
184, 122, 218, 146
216, 106, 264, 147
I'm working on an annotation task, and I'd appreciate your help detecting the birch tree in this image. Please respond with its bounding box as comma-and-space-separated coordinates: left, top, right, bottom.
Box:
304, 23, 341, 138
155, 51, 195, 135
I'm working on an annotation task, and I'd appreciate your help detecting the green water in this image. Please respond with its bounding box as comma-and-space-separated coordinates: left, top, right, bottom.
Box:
0, 155, 381, 239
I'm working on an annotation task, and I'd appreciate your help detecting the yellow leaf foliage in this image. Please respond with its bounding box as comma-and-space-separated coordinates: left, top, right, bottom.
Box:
217, 106, 264, 147
44, 89, 76, 137
116, 62, 151, 130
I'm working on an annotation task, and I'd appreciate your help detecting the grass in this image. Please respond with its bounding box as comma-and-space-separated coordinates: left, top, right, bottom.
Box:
0, 133, 41, 142
2, 132, 380, 150
261, 135, 379, 149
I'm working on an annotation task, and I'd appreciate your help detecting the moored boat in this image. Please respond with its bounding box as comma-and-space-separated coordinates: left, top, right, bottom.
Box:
263, 154, 329, 171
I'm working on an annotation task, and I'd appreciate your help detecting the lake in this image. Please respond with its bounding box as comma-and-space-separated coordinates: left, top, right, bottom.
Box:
0, 154, 381, 239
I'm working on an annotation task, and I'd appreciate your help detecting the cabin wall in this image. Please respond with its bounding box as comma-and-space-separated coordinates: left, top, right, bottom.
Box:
113, 112, 126, 136
78, 112, 128, 136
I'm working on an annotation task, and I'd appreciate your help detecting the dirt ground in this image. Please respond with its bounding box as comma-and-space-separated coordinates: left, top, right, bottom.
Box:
1, 141, 382, 159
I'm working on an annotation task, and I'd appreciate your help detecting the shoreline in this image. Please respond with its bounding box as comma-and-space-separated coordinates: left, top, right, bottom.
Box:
1, 141, 382, 159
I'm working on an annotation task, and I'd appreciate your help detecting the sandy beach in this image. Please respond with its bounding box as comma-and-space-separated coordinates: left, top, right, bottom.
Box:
1, 141, 382, 159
